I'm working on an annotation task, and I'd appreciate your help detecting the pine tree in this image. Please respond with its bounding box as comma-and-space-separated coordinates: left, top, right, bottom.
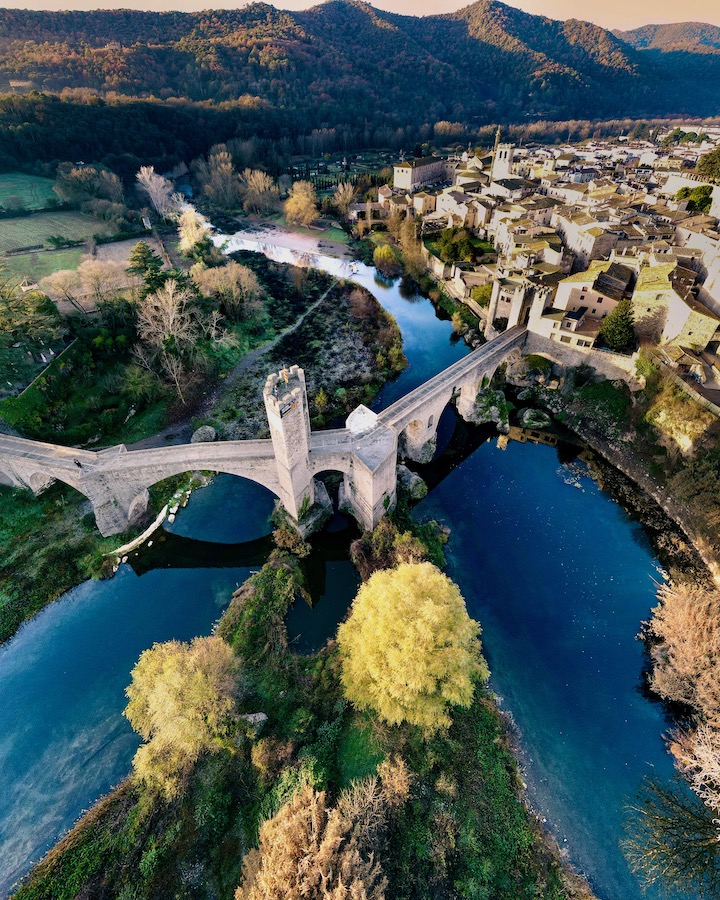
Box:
599, 298, 635, 352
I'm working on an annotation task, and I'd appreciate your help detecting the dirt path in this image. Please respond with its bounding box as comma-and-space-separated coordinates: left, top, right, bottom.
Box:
127, 278, 339, 450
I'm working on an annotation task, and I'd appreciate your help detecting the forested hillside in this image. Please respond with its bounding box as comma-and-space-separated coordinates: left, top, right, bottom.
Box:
0, 0, 718, 128
616, 22, 720, 52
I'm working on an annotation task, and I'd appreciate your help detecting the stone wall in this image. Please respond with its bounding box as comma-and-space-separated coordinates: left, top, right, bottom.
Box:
522, 333, 639, 382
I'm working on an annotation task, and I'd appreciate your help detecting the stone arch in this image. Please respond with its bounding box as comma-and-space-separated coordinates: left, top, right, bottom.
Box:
0, 461, 21, 488
87, 460, 285, 537
27, 470, 56, 493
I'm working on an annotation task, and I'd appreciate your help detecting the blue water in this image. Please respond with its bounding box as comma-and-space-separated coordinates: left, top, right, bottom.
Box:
165, 476, 275, 543
415, 440, 674, 900
0, 235, 687, 899
0, 566, 249, 895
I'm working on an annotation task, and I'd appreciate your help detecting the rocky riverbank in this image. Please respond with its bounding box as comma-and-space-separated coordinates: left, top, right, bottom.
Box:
503, 352, 720, 587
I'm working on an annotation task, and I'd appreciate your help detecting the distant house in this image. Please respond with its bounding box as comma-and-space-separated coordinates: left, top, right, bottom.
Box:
393, 156, 446, 192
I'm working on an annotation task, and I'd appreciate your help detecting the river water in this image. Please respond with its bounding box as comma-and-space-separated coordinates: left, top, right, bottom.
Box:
0, 229, 681, 899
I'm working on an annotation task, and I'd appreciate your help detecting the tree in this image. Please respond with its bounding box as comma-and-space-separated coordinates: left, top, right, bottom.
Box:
337, 562, 487, 734
334, 181, 355, 217
624, 777, 720, 896
599, 298, 635, 352
236, 783, 388, 900
38, 268, 82, 305
284, 180, 318, 226
178, 206, 211, 257
471, 283, 492, 308
193, 144, 242, 210
77, 258, 127, 305
398, 217, 424, 280
56, 163, 123, 205
676, 184, 713, 214
192, 260, 264, 323
242, 168, 279, 215
648, 582, 720, 726
671, 725, 720, 811
135, 279, 198, 401
127, 240, 165, 293
136, 165, 181, 219
697, 148, 720, 181
373, 244, 402, 278
124, 635, 237, 798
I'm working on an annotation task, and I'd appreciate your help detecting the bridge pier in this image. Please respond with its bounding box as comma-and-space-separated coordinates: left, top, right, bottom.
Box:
398, 392, 451, 463
83, 477, 150, 537
339, 425, 398, 529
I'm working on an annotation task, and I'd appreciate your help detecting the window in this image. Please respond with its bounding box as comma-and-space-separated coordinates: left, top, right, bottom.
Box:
597, 298, 603, 303
560, 335, 571, 343
592, 309, 596, 315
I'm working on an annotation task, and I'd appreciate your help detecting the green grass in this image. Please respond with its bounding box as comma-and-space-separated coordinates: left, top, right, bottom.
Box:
0, 211, 115, 253
0, 172, 56, 210
577, 379, 632, 427
335, 718, 384, 788
4, 247, 83, 282
269, 212, 349, 245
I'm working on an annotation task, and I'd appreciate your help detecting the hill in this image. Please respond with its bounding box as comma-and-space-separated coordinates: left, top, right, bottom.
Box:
615, 22, 720, 53
0, 0, 718, 126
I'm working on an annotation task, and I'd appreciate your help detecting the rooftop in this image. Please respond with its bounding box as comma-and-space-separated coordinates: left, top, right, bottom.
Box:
396, 156, 443, 170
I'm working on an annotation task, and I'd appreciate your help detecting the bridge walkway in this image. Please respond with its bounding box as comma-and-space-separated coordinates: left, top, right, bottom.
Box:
377, 326, 526, 430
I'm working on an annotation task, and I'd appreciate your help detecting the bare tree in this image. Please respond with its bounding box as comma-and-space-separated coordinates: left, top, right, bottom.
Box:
177, 207, 211, 256
38, 269, 82, 305
236, 785, 387, 900
136, 166, 182, 219
136, 278, 197, 354
671, 725, 720, 810
649, 582, 720, 725
77, 258, 128, 305
334, 181, 355, 217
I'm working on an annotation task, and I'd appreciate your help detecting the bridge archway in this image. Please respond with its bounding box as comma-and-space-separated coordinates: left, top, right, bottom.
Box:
156, 471, 280, 544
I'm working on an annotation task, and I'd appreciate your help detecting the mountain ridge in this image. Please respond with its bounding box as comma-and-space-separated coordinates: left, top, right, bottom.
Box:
0, 0, 718, 126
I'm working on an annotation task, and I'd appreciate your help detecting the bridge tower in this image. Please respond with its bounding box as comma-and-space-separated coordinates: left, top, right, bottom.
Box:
263, 365, 316, 525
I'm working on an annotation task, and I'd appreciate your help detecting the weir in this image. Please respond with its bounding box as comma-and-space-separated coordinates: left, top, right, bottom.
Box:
0, 327, 527, 536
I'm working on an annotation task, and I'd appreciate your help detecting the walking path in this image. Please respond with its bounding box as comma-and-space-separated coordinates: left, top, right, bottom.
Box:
128, 278, 339, 450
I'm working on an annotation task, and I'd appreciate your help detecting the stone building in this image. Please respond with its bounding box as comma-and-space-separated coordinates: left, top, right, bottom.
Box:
393, 156, 447, 192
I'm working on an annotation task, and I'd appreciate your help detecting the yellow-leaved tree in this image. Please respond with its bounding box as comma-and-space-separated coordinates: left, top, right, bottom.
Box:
337, 562, 487, 734
283, 180, 318, 226
124, 635, 237, 798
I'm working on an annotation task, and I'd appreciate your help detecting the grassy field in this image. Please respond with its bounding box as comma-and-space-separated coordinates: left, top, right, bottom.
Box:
3, 247, 83, 281
0, 211, 115, 253
269, 212, 349, 245
0, 172, 56, 210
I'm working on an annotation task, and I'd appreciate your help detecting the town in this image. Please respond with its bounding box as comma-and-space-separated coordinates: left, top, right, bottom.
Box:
351, 127, 720, 404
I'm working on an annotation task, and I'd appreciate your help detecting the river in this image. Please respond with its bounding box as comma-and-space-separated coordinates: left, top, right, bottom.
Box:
0, 227, 682, 899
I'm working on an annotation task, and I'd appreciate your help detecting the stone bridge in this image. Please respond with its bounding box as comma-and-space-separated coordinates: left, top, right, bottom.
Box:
0, 327, 526, 536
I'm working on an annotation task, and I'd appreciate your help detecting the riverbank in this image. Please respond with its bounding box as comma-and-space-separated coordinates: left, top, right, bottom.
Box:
510, 358, 720, 587
12, 507, 592, 900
